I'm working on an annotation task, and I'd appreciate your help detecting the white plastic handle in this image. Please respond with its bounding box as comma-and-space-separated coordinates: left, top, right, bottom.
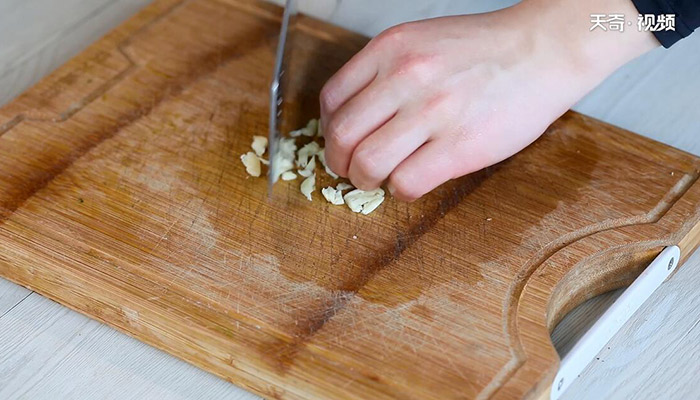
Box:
551, 245, 680, 400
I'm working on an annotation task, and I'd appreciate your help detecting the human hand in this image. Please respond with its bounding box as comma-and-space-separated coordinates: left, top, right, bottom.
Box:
320, 0, 658, 201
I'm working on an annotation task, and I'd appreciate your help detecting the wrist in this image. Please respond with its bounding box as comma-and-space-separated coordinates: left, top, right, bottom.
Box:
515, 0, 659, 85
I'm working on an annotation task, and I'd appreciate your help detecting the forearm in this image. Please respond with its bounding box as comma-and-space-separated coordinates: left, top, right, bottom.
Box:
514, 0, 659, 87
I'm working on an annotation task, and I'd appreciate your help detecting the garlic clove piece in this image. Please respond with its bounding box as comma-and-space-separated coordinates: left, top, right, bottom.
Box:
335, 182, 354, 191
270, 137, 297, 183
300, 173, 316, 201
251, 135, 268, 157
296, 142, 321, 168
298, 156, 316, 177
361, 196, 384, 215
344, 188, 385, 214
321, 186, 345, 205
240, 152, 262, 177
281, 171, 297, 181
289, 118, 319, 137
304, 119, 319, 137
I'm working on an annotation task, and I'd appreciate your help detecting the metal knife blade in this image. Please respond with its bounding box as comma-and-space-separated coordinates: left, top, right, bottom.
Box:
268, 0, 298, 193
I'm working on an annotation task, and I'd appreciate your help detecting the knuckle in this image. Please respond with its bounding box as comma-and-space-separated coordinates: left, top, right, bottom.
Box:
353, 149, 380, 180
326, 118, 355, 153
319, 85, 336, 112
391, 54, 436, 85
375, 23, 408, 46
324, 117, 342, 139
390, 170, 421, 200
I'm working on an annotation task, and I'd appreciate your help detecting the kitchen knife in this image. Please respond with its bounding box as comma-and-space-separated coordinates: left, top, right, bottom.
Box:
268, 0, 298, 193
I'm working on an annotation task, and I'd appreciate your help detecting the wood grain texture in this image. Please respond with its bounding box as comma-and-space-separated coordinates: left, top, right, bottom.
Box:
0, 1, 699, 399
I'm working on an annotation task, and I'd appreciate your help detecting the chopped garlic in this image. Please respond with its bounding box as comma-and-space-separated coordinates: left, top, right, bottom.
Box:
240, 117, 387, 215
270, 137, 297, 183
300, 173, 316, 201
281, 171, 297, 181
306, 118, 319, 137
297, 142, 321, 168
360, 196, 384, 215
335, 182, 354, 191
240, 152, 261, 177
251, 135, 268, 157
321, 186, 345, 205
317, 149, 339, 179
272, 157, 293, 180
289, 126, 305, 137
322, 182, 355, 205
289, 118, 319, 137
298, 156, 316, 177
344, 188, 385, 214
279, 137, 297, 155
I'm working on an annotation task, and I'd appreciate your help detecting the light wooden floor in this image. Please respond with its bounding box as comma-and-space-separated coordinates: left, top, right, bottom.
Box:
0, 0, 699, 399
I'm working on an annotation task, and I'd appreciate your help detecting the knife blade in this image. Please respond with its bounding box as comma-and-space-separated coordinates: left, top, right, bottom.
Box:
268, 0, 298, 193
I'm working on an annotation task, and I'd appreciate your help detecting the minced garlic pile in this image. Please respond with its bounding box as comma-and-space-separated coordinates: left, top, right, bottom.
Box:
240, 119, 385, 215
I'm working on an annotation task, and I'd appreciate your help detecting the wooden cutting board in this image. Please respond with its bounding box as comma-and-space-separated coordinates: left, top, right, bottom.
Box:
1, 0, 699, 398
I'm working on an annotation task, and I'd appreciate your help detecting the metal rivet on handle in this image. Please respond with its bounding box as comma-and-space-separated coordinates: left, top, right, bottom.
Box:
558, 378, 564, 391
668, 257, 675, 270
